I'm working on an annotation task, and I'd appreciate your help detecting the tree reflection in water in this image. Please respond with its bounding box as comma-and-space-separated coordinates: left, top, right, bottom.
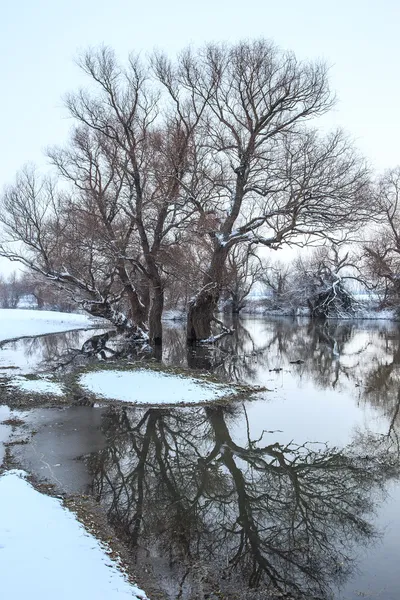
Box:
162, 318, 394, 388
3, 327, 108, 372
17, 318, 400, 597
85, 404, 398, 600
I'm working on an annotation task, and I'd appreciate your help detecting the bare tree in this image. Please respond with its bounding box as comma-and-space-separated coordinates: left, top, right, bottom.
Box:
61, 48, 202, 345
0, 48, 201, 345
0, 272, 24, 308
0, 167, 145, 335
154, 41, 371, 341
292, 245, 365, 318
260, 259, 294, 311
363, 167, 400, 310
0, 40, 374, 347
47, 127, 148, 328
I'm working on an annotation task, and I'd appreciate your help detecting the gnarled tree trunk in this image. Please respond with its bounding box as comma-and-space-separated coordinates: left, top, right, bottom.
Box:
82, 299, 146, 340
187, 246, 228, 343
126, 287, 147, 331
148, 283, 164, 346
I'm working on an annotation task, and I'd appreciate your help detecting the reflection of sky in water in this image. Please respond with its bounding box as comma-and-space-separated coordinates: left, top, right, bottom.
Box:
163, 317, 399, 448
337, 481, 400, 599
235, 388, 387, 449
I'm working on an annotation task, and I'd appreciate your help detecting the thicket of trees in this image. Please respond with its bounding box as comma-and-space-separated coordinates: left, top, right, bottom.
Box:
0, 39, 397, 346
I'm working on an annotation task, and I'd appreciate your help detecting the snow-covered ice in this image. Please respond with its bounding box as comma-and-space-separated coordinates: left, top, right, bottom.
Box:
10, 377, 64, 396
0, 309, 97, 343
79, 369, 236, 404
0, 470, 148, 600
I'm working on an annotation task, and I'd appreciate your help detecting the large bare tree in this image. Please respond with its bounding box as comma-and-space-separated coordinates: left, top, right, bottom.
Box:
61, 48, 203, 345
0, 48, 202, 345
154, 41, 372, 341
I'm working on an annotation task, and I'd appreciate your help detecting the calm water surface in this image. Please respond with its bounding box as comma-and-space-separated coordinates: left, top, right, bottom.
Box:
4, 317, 400, 599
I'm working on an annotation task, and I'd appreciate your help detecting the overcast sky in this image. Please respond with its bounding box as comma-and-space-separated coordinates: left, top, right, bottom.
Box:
0, 0, 398, 273
1, 0, 399, 186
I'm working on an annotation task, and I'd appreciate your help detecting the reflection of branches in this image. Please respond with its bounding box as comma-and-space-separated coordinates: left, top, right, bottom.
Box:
161, 318, 391, 392
360, 326, 400, 447
0, 328, 107, 372
85, 404, 397, 600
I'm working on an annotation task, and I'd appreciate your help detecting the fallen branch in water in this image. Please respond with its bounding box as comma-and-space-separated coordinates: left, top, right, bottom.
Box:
199, 317, 235, 344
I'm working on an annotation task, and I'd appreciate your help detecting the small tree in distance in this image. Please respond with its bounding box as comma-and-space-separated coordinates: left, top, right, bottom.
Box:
260, 259, 294, 312
292, 246, 364, 318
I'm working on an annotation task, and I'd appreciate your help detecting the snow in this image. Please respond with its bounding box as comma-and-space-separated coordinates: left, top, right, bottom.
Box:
17, 294, 38, 309
0, 470, 148, 600
10, 377, 64, 396
0, 309, 97, 343
79, 369, 236, 404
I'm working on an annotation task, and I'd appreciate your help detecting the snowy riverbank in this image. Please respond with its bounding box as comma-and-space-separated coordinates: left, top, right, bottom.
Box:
0, 470, 148, 600
0, 309, 99, 343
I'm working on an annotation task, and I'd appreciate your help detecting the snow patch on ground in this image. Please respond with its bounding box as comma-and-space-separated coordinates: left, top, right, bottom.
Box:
0, 470, 148, 600
0, 309, 98, 343
79, 369, 235, 404
10, 377, 64, 397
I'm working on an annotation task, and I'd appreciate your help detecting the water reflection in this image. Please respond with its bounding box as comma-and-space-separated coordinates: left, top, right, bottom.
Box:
0, 327, 107, 375
5, 318, 400, 598
85, 404, 399, 599
14, 317, 399, 407
163, 318, 400, 396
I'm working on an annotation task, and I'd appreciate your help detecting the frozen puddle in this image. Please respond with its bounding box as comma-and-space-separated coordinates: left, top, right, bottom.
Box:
79, 369, 236, 404
0, 470, 148, 600
11, 377, 64, 396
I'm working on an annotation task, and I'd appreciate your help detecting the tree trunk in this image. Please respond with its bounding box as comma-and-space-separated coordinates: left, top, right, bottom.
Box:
187, 246, 228, 343
126, 287, 147, 331
186, 344, 212, 370
116, 263, 147, 330
148, 283, 164, 346
35, 294, 44, 309
82, 299, 146, 339
231, 293, 244, 315
140, 280, 150, 321
187, 287, 219, 343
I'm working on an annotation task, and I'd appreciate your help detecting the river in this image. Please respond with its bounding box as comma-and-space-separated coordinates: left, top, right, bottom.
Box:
2, 316, 400, 599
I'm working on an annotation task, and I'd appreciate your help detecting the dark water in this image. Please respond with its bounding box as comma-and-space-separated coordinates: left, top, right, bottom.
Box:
5, 317, 400, 599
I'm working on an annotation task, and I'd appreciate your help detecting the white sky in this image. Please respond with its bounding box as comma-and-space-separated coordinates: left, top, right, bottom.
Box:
0, 0, 399, 272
